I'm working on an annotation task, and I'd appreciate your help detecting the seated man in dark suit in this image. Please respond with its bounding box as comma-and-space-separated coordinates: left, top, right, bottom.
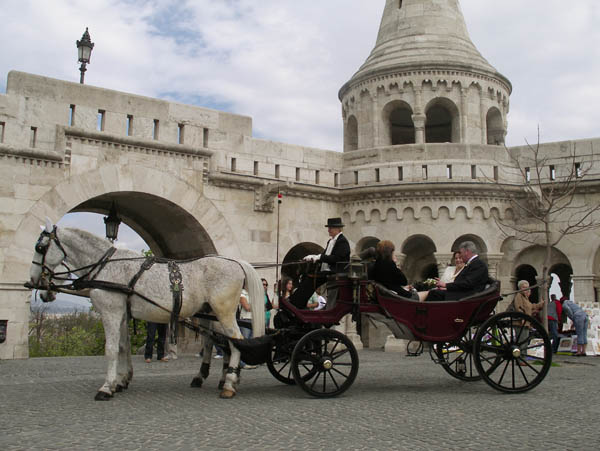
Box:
288, 217, 351, 309
420, 240, 488, 302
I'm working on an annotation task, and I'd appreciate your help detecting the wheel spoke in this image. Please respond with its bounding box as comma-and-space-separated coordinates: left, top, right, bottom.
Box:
326, 371, 340, 390
330, 366, 350, 379
331, 347, 350, 360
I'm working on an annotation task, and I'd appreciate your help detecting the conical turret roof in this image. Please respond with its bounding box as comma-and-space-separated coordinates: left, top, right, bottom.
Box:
340, 0, 510, 96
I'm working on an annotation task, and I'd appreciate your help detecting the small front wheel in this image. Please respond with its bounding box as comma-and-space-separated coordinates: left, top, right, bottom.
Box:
291, 328, 359, 398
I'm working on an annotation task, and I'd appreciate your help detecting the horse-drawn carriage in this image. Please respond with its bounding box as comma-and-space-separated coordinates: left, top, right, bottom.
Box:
261, 263, 552, 397
27, 222, 551, 400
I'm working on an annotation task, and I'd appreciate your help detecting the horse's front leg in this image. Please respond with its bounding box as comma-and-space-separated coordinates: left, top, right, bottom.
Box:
116, 313, 132, 392
92, 292, 126, 401
191, 334, 213, 388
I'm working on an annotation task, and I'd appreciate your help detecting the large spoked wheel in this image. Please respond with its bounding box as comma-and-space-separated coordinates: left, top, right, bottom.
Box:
433, 326, 483, 381
291, 328, 359, 398
473, 311, 552, 393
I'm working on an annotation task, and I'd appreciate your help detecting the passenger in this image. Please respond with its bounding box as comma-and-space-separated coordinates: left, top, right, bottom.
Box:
307, 286, 327, 310
371, 240, 418, 299
439, 251, 465, 284
561, 298, 589, 356
419, 241, 488, 302
288, 217, 350, 309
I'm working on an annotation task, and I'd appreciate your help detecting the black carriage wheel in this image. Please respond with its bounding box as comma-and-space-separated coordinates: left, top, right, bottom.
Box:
473, 311, 552, 393
433, 326, 483, 382
291, 328, 359, 398
267, 335, 318, 385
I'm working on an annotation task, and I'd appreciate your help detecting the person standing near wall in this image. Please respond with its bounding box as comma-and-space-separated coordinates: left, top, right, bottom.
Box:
547, 294, 563, 354
561, 298, 589, 356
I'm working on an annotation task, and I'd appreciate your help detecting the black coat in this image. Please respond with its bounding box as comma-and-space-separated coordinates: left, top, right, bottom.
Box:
319, 234, 350, 272
371, 258, 412, 298
444, 256, 489, 300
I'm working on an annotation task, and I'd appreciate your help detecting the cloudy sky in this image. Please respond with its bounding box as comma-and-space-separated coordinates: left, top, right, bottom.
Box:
2, 0, 599, 153
6, 1, 590, 304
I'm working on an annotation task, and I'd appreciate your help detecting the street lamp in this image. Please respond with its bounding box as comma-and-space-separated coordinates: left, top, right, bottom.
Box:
104, 201, 121, 242
76, 27, 94, 84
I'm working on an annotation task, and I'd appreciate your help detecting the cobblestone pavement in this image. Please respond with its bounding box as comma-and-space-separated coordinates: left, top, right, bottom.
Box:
1, 350, 599, 450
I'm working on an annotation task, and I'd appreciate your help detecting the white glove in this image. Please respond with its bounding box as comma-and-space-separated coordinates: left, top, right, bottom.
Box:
303, 254, 319, 263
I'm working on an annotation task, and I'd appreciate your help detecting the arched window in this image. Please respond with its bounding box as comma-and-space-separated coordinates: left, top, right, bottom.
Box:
345, 115, 358, 151
382, 100, 415, 146
486, 107, 504, 145
390, 108, 415, 145
425, 98, 460, 143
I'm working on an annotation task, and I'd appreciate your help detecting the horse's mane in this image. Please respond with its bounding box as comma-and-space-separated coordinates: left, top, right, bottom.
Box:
61, 227, 139, 258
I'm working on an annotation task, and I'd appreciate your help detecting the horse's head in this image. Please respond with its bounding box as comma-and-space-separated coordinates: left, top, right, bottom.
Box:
29, 219, 67, 301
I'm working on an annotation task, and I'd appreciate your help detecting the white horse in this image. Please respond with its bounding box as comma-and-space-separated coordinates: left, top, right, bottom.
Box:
28, 220, 264, 400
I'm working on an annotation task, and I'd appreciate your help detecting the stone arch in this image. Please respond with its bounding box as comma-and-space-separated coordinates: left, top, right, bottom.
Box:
451, 234, 488, 264
486, 106, 504, 145
12, 165, 236, 271
281, 242, 324, 281
548, 263, 573, 299
515, 264, 540, 303
356, 236, 380, 257
425, 97, 460, 143
400, 234, 438, 282
514, 245, 572, 302
382, 100, 415, 145
345, 115, 359, 151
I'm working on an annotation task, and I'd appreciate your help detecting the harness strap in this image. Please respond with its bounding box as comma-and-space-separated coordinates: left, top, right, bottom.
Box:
168, 261, 183, 344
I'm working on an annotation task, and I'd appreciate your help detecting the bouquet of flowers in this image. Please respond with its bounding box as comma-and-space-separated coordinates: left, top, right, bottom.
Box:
413, 278, 438, 291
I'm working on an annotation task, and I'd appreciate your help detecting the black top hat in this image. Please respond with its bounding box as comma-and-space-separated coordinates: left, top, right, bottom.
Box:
325, 217, 344, 228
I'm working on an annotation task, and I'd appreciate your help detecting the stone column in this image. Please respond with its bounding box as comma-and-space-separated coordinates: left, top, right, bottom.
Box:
413, 87, 426, 144
484, 253, 504, 280
372, 93, 379, 148
571, 275, 598, 303
460, 88, 468, 143
480, 89, 487, 144
434, 253, 454, 277
0, 285, 31, 359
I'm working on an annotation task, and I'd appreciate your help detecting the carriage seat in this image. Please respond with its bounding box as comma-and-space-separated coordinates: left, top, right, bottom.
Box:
372, 282, 420, 302
457, 278, 500, 301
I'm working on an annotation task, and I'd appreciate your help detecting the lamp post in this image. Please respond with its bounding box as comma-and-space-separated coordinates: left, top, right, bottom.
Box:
104, 201, 121, 242
76, 27, 94, 84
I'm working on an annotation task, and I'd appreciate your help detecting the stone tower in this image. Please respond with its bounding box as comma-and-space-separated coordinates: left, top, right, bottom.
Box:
339, 0, 511, 151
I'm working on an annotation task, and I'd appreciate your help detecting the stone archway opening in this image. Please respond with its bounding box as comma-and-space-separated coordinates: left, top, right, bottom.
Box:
486, 107, 504, 145
451, 234, 488, 265
281, 242, 324, 284
382, 100, 415, 146
515, 264, 539, 303
425, 98, 459, 143
72, 191, 216, 259
345, 115, 359, 151
390, 107, 415, 145
356, 236, 380, 258
401, 234, 437, 282
549, 263, 573, 299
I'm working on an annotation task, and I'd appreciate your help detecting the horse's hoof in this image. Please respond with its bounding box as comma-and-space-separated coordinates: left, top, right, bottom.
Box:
190, 377, 204, 388
115, 384, 124, 392
94, 391, 113, 401
218, 380, 225, 390
219, 389, 236, 399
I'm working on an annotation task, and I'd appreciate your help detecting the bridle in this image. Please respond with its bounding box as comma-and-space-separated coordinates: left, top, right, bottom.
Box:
31, 226, 69, 289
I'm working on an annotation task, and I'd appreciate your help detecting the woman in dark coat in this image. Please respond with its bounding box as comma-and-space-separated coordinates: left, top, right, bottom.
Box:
371, 240, 415, 299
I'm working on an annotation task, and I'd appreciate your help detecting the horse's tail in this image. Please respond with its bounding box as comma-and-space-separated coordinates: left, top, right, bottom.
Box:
238, 260, 265, 338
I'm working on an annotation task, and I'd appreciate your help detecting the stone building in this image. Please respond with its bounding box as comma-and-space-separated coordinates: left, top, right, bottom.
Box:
1, 0, 599, 358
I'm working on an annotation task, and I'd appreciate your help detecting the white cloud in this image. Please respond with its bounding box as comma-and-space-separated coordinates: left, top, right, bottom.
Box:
1, 0, 598, 150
